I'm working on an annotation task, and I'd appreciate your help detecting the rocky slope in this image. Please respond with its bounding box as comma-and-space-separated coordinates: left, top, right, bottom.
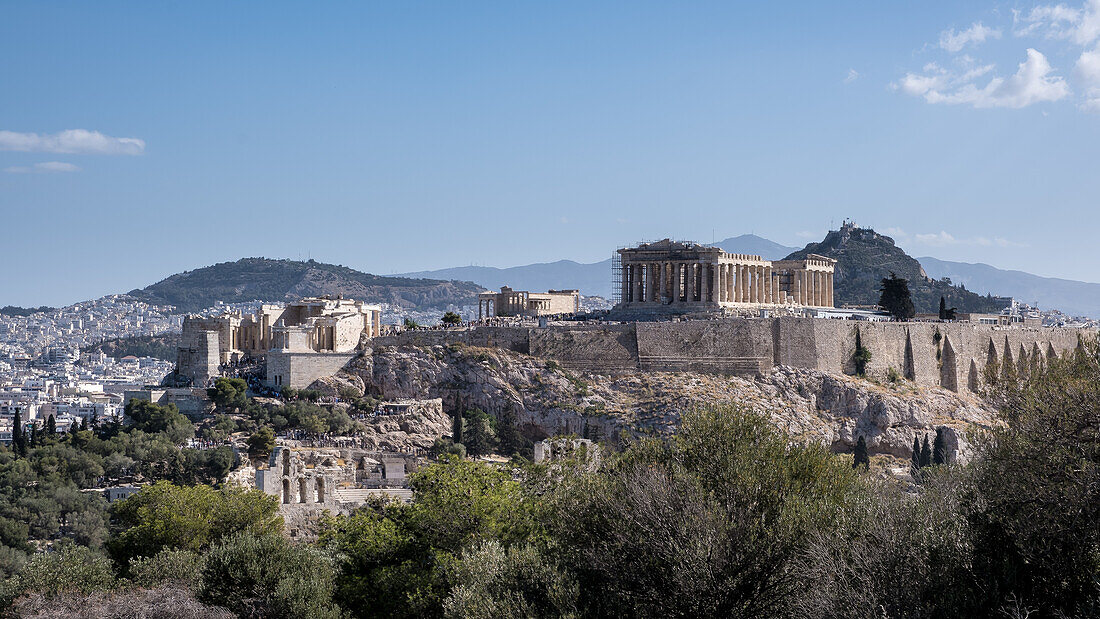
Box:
336, 343, 995, 463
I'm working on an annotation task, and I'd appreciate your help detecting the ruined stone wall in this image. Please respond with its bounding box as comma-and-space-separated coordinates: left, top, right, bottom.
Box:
266, 351, 360, 389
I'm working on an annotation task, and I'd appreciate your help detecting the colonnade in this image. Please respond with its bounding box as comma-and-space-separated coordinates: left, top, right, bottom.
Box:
620, 261, 834, 307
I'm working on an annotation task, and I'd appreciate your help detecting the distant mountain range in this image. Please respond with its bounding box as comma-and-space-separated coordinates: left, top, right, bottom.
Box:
396, 235, 799, 299
127, 257, 484, 312
918, 257, 1100, 318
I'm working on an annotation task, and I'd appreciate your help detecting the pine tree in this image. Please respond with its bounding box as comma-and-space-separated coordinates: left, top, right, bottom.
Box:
933, 427, 948, 465
920, 435, 932, 468
911, 436, 922, 470
852, 435, 870, 469
12, 410, 25, 456
80, 416, 89, 431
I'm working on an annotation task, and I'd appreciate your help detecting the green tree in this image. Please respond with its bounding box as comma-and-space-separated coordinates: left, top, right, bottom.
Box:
441, 311, 462, 326
932, 427, 948, 465
920, 435, 931, 468
108, 481, 282, 568
208, 377, 249, 411
404, 317, 420, 330
451, 410, 464, 446
45, 414, 56, 442
549, 405, 860, 617
2, 544, 117, 605
11, 410, 25, 456
124, 399, 194, 443
199, 531, 342, 619
966, 341, 1100, 614
128, 548, 205, 589
939, 295, 947, 319
463, 409, 498, 457
247, 426, 276, 461
852, 329, 872, 377
852, 436, 869, 469
879, 273, 915, 320
321, 457, 539, 618
911, 436, 922, 471
443, 541, 579, 619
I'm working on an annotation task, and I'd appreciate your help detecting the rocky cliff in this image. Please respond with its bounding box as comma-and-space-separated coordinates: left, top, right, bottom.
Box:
334, 343, 995, 463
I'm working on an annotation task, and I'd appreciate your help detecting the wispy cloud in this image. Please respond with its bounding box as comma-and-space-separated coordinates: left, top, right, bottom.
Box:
910, 230, 1024, 248
940, 22, 1001, 52
0, 129, 144, 155
4, 161, 81, 174
895, 48, 1069, 108
1013, 0, 1100, 45
844, 68, 860, 83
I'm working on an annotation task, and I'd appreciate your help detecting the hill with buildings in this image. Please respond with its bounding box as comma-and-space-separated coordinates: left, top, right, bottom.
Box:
784, 224, 1007, 314
397, 234, 798, 298
127, 258, 485, 312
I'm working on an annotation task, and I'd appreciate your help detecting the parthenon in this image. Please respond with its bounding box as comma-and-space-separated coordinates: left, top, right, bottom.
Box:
615, 239, 836, 312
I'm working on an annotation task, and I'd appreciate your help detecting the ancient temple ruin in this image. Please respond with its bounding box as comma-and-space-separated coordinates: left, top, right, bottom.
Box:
175, 296, 382, 388
614, 239, 836, 314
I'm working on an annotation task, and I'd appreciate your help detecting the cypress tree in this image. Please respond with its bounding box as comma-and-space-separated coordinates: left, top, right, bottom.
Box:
451, 410, 464, 446
920, 435, 932, 468
29, 422, 38, 448
911, 436, 922, 470
852, 435, 870, 469
933, 427, 948, 465
939, 296, 947, 320
80, 416, 89, 431
12, 410, 25, 456
46, 414, 56, 438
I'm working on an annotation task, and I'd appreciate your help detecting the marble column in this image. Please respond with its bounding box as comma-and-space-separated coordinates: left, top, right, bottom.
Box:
701, 264, 710, 303
726, 265, 733, 302
672, 262, 681, 303
755, 266, 763, 303
631, 264, 641, 303
686, 263, 695, 302
764, 266, 773, 303
740, 265, 749, 302
827, 273, 834, 307
812, 272, 820, 306
717, 264, 726, 302
711, 263, 721, 303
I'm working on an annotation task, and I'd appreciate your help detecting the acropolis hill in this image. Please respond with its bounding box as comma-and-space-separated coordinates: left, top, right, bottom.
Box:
164, 231, 1095, 465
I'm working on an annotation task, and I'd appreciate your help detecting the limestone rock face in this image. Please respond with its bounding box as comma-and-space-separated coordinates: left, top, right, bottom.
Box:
342, 344, 995, 463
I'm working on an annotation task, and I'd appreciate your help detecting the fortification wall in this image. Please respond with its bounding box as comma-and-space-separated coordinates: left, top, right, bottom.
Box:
529, 324, 638, 373
636, 320, 771, 374
353, 319, 1092, 394
267, 352, 359, 389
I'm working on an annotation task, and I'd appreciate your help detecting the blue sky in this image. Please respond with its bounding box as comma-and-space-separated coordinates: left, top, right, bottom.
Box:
3, 1, 1100, 306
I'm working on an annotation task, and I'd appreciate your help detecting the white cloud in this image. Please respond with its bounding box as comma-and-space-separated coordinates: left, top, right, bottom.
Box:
0, 129, 144, 155
1075, 46, 1100, 109
911, 231, 1022, 248
844, 68, 860, 83
895, 49, 1069, 108
1015, 0, 1100, 44
940, 22, 1002, 52
4, 161, 82, 174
